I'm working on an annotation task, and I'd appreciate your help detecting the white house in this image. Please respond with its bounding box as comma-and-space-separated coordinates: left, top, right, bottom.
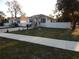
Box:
27, 14, 71, 29
27, 14, 55, 27
5, 16, 29, 27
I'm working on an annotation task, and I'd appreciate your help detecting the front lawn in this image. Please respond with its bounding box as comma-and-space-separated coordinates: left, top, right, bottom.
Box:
0, 37, 79, 59
10, 27, 79, 41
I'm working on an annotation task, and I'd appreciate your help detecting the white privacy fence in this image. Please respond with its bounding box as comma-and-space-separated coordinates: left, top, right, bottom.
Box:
4, 23, 10, 26
40, 22, 71, 29
18, 23, 27, 27
0, 22, 71, 32
0, 27, 27, 33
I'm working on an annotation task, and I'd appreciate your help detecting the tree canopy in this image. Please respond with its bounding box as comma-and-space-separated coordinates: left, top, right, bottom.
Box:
56, 0, 79, 30
6, 0, 23, 18
56, 0, 79, 13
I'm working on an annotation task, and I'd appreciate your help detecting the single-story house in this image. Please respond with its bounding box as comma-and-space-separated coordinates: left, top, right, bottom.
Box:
6, 16, 28, 27
27, 14, 71, 29
27, 14, 55, 27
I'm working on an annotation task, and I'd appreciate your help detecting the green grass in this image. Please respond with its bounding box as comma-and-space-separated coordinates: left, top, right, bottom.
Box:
10, 27, 79, 41
0, 37, 79, 59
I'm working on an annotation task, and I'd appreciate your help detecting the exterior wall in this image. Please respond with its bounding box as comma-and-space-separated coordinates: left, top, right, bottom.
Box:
19, 18, 32, 26
0, 15, 4, 20
19, 20, 27, 26
40, 22, 71, 29
9, 19, 18, 24
18, 23, 27, 26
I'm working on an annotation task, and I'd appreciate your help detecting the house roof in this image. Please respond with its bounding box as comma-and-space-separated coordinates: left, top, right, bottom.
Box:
30, 14, 54, 20
20, 16, 28, 21
7, 16, 28, 21
0, 11, 6, 16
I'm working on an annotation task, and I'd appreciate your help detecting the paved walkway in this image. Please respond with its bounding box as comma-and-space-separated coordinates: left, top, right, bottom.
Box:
0, 33, 79, 52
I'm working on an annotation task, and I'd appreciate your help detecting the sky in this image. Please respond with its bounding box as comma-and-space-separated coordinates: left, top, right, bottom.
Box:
0, 0, 57, 17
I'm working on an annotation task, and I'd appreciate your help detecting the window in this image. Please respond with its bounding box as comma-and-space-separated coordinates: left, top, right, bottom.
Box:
41, 18, 46, 23
29, 19, 32, 22
17, 20, 20, 23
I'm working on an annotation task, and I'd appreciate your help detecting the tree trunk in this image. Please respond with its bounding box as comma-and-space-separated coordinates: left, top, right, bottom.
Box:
72, 18, 77, 31
14, 8, 17, 21
15, 11, 17, 20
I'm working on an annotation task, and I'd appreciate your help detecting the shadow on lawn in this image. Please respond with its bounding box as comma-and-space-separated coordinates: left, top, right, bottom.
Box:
0, 37, 79, 59
10, 27, 79, 41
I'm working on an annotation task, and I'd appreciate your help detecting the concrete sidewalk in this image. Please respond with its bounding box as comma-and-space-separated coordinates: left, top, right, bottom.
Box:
0, 33, 79, 52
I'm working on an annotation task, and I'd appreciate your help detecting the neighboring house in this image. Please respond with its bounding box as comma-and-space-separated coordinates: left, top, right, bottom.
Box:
7, 16, 27, 26
8, 17, 17, 24
19, 16, 27, 23
0, 15, 4, 22
18, 16, 30, 26
0, 11, 5, 19
0, 11, 6, 26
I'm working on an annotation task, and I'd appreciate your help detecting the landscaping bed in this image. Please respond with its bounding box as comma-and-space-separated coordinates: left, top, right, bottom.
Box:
10, 27, 79, 41
0, 37, 79, 59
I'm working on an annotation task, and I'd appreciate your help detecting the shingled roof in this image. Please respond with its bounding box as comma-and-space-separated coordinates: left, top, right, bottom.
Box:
30, 14, 54, 20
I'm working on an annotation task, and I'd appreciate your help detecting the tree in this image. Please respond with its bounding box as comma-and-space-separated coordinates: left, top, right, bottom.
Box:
56, 0, 79, 30
6, 0, 22, 20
